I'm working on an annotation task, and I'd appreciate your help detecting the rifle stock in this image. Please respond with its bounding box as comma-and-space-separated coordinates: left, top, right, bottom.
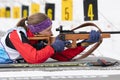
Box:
28, 33, 110, 48
28, 35, 55, 45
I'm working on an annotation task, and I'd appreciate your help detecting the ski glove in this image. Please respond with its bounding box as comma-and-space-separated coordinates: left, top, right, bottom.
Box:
51, 36, 65, 52
85, 30, 100, 43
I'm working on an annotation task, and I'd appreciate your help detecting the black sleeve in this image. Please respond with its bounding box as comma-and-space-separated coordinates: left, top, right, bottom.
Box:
32, 41, 47, 50
5, 31, 30, 49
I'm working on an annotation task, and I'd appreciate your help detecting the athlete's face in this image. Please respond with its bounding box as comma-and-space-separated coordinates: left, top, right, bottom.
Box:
38, 25, 53, 36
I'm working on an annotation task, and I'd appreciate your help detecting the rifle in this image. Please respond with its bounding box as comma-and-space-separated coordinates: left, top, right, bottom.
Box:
28, 23, 120, 48
28, 22, 120, 59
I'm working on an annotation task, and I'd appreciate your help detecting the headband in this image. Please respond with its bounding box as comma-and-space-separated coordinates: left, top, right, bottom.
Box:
27, 18, 52, 33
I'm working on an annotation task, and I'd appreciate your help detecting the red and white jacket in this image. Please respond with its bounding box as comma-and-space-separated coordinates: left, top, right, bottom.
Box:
0, 27, 85, 64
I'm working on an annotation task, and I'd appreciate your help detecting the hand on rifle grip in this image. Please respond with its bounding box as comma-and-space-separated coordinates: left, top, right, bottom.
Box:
51, 35, 66, 52
57, 35, 72, 48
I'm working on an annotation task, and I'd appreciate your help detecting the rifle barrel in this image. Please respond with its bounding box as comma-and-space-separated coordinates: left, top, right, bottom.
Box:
78, 31, 120, 34
101, 31, 120, 34
56, 26, 120, 34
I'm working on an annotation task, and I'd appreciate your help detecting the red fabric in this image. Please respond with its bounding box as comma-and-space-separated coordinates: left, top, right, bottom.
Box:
9, 30, 54, 64
51, 46, 85, 61
27, 29, 85, 61
26, 29, 38, 45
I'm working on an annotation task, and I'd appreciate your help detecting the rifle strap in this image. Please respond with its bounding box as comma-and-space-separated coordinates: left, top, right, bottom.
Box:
71, 22, 103, 60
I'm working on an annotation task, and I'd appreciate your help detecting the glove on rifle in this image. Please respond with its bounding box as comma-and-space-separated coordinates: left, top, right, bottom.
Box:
85, 30, 100, 43
51, 36, 65, 52
77, 30, 100, 47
